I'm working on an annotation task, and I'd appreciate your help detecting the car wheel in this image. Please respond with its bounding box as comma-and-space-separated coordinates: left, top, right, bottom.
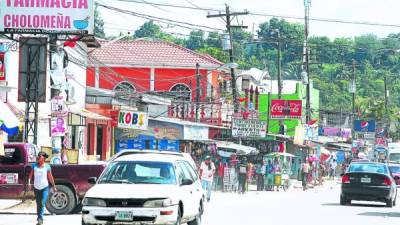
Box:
386, 198, 393, 208
188, 203, 202, 225
175, 208, 182, 225
81, 219, 89, 225
46, 185, 76, 215
340, 195, 346, 205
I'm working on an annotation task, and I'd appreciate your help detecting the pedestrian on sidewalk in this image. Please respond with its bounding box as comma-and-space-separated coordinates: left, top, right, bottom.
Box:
238, 157, 248, 194
330, 159, 337, 180
256, 160, 267, 191
301, 160, 310, 191
199, 156, 215, 202
28, 152, 57, 225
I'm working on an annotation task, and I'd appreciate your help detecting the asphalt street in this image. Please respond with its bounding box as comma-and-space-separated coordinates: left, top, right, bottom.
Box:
0, 182, 399, 225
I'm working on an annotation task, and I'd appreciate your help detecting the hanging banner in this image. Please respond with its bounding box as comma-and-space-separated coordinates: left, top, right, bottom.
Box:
51, 117, 67, 137
118, 111, 148, 130
0, 52, 5, 81
270, 100, 302, 119
232, 119, 267, 138
354, 120, 376, 132
0, 0, 94, 34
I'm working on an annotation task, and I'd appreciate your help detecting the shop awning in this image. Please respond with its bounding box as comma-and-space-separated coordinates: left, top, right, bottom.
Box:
0, 101, 19, 136
69, 108, 111, 121
215, 141, 258, 155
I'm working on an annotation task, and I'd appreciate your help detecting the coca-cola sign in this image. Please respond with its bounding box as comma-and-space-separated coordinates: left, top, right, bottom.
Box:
270, 100, 302, 119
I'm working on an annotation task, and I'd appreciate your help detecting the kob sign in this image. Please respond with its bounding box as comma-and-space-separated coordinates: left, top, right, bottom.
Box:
270, 100, 302, 119
118, 111, 148, 130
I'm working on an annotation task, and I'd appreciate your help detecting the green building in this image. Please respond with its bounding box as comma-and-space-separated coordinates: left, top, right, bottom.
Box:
257, 80, 319, 137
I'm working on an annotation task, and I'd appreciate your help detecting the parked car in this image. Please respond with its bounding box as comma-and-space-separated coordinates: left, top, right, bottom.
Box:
0, 143, 106, 214
82, 151, 204, 225
388, 163, 400, 186
340, 162, 397, 207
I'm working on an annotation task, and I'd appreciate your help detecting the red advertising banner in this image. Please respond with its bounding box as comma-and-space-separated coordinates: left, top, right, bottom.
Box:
270, 100, 302, 119
0, 52, 5, 81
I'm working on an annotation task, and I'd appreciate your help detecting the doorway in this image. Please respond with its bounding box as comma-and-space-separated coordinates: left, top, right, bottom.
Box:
96, 126, 103, 159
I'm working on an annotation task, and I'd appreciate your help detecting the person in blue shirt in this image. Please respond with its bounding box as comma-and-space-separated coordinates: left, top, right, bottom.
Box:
28, 152, 57, 225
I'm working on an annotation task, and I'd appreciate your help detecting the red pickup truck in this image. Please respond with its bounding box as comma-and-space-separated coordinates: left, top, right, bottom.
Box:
0, 143, 106, 214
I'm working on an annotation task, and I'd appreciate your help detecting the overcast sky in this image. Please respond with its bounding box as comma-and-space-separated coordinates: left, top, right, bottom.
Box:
96, 0, 400, 40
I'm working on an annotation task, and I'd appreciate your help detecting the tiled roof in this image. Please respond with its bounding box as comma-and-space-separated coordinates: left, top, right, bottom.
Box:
89, 39, 223, 68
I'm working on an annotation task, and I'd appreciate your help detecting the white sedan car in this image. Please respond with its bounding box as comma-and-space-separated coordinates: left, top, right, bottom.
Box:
82, 153, 204, 225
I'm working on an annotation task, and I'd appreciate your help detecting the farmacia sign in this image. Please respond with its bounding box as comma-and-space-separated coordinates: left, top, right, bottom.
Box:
0, 0, 94, 34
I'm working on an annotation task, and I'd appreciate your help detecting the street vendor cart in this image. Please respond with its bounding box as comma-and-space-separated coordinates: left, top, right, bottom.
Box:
264, 152, 296, 191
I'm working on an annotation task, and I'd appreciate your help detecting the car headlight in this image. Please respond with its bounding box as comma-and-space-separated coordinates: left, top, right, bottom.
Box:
82, 198, 107, 207
143, 198, 176, 208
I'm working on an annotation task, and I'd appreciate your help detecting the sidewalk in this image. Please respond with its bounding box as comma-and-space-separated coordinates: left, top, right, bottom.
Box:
0, 200, 23, 210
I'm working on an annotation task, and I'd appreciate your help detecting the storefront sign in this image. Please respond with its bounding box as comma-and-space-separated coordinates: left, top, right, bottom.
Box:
0, 52, 5, 81
354, 120, 376, 132
270, 100, 302, 119
184, 126, 209, 141
154, 127, 182, 140
232, 119, 267, 138
118, 111, 148, 130
0, 0, 94, 34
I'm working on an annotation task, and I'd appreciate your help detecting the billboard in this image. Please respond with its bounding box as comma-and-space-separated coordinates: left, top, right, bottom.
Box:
354, 120, 376, 132
0, 0, 94, 34
232, 119, 267, 138
270, 100, 302, 119
118, 111, 148, 130
18, 37, 47, 102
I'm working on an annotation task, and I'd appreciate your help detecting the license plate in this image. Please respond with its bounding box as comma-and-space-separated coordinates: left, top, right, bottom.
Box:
115, 211, 133, 221
361, 177, 371, 183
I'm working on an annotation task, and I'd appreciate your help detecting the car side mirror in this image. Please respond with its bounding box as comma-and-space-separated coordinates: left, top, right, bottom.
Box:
88, 177, 97, 184
181, 178, 193, 186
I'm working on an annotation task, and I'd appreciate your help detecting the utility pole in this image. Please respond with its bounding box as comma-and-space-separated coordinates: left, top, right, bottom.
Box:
384, 74, 388, 115
276, 31, 282, 99
351, 59, 356, 140
195, 63, 200, 122
207, 4, 248, 113
304, 0, 311, 123
352, 60, 356, 119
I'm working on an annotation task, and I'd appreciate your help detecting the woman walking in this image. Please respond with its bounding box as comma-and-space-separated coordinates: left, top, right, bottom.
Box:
28, 152, 57, 225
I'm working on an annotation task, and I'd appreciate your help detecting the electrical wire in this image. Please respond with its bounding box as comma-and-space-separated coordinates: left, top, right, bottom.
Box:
97, 3, 224, 32
111, 0, 400, 28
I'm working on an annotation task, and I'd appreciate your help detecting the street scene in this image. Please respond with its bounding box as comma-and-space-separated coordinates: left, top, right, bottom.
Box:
1, 0, 400, 225
1, 181, 399, 225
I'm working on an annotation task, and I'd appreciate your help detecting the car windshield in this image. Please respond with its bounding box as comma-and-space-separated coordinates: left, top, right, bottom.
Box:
99, 161, 176, 185
348, 163, 388, 174
389, 166, 400, 174
389, 153, 400, 162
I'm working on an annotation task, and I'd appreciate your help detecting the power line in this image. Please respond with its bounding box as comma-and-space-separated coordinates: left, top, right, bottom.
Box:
97, 3, 224, 32
111, 0, 400, 28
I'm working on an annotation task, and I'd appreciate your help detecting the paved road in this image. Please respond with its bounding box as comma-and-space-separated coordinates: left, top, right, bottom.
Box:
1, 182, 399, 225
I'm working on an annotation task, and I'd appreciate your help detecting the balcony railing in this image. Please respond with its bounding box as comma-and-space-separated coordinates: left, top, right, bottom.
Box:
167, 102, 225, 126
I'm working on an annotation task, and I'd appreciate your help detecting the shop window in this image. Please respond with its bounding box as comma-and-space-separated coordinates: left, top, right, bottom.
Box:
170, 84, 192, 102
114, 81, 136, 100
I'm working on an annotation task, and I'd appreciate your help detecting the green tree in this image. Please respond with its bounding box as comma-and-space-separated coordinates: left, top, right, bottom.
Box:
134, 21, 163, 38
94, 5, 105, 39
185, 30, 205, 50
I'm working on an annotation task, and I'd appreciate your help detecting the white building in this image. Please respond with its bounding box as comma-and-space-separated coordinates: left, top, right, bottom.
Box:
1, 38, 93, 162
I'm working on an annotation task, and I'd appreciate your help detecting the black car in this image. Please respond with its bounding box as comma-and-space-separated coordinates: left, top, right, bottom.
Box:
340, 162, 397, 207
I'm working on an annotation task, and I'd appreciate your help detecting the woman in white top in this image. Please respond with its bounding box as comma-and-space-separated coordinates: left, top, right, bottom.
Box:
28, 152, 57, 225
